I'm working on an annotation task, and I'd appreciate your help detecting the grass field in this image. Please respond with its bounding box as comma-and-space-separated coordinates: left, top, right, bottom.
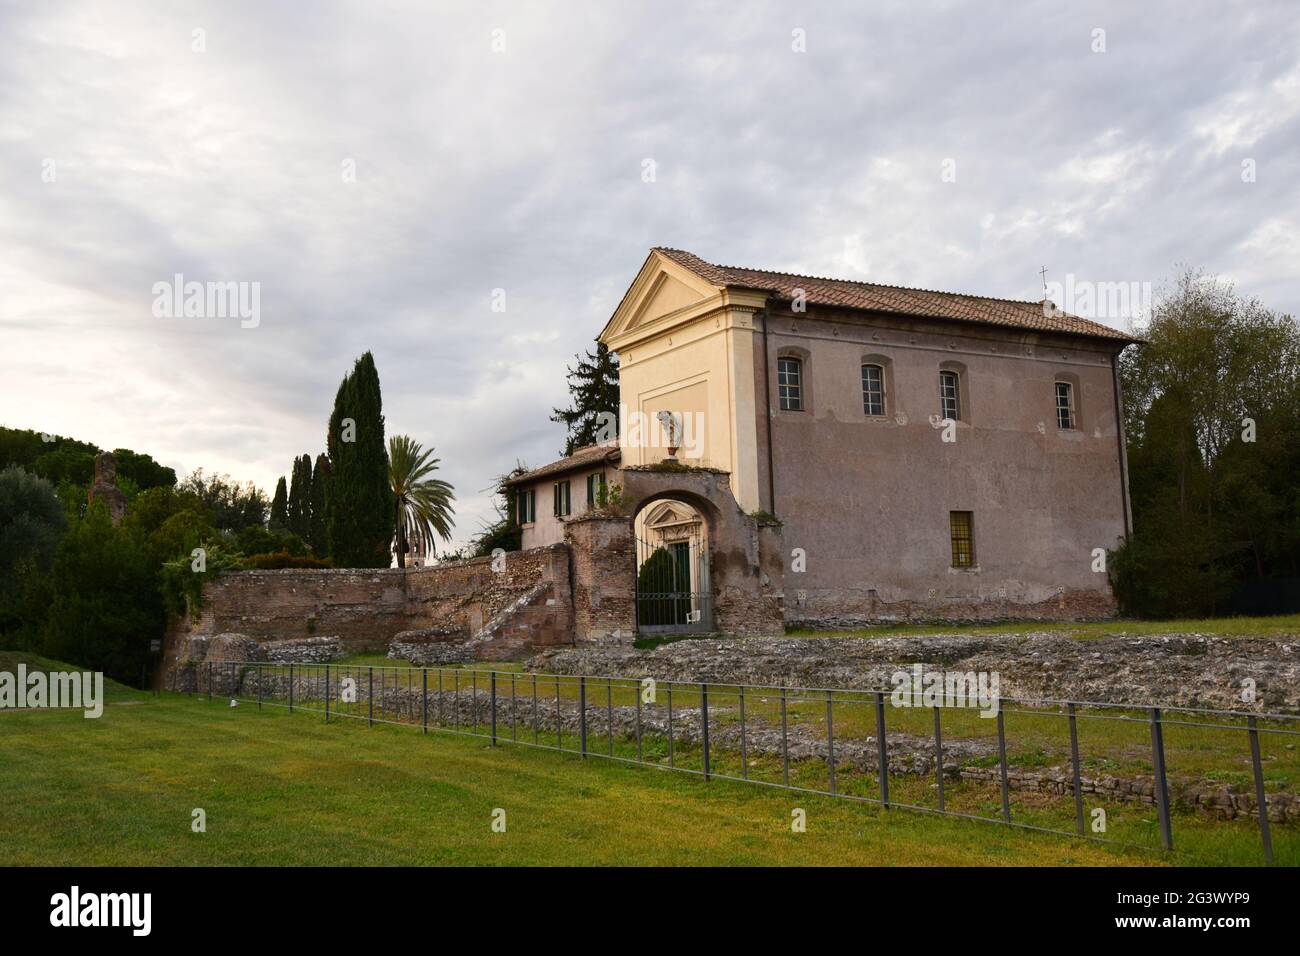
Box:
2, 647, 1293, 866
0, 678, 1170, 866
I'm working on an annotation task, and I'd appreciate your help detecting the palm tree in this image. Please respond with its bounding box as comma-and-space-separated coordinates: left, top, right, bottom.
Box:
388, 435, 456, 567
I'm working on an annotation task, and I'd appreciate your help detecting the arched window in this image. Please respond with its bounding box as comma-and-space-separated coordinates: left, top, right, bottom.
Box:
777, 356, 804, 411
939, 369, 961, 421
862, 363, 886, 417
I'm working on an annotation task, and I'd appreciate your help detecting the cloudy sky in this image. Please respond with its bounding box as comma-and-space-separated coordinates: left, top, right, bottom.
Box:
2, 0, 1297, 550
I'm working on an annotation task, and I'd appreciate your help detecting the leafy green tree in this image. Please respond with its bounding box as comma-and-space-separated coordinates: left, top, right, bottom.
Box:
143, 508, 217, 570
178, 469, 269, 532
326, 352, 395, 567
1114, 267, 1300, 616
42, 503, 165, 684
287, 454, 312, 540
110, 448, 176, 490
309, 453, 331, 556
551, 341, 619, 456
0, 466, 67, 636
125, 485, 206, 539
269, 477, 289, 531
388, 435, 455, 567
31, 446, 95, 485
234, 524, 308, 558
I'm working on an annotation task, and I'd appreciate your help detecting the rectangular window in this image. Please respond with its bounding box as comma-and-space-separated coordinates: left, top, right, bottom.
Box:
1055, 382, 1075, 430
553, 480, 571, 517
517, 488, 536, 525
862, 364, 885, 416
585, 471, 606, 508
949, 511, 975, 568
777, 356, 803, 411
939, 370, 961, 421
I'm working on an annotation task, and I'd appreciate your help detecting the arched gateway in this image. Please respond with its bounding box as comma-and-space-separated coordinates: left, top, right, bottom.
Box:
633, 497, 713, 634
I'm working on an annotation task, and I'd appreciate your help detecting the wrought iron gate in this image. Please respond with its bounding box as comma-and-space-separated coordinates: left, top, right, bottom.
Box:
635, 528, 712, 634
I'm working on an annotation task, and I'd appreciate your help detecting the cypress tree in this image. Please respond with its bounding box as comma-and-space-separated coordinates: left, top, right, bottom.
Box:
309, 453, 331, 557
269, 477, 289, 531
287, 454, 312, 540
325, 352, 394, 567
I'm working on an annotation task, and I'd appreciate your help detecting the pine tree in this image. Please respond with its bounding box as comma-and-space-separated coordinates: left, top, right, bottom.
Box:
287, 454, 312, 540
550, 341, 619, 456
269, 477, 289, 531
325, 352, 395, 567
309, 453, 331, 556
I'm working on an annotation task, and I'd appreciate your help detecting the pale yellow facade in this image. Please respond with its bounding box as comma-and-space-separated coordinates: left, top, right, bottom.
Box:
599, 251, 766, 511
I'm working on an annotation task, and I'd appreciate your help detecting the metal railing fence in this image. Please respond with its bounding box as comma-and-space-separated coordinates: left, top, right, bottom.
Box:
192, 659, 1298, 863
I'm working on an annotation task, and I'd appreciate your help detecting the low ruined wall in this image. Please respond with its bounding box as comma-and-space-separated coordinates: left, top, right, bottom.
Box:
785, 585, 1118, 630
161, 544, 574, 681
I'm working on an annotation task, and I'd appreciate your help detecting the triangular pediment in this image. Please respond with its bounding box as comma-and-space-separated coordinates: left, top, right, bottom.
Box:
600, 250, 723, 346
643, 501, 701, 529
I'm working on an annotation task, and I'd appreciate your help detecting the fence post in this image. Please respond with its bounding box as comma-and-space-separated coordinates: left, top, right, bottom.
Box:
1068, 702, 1085, 835
1149, 706, 1173, 851
1247, 716, 1274, 865
324, 664, 330, 723
933, 706, 944, 813
780, 688, 790, 788
874, 691, 888, 807
635, 684, 643, 761
739, 686, 748, 780
997, 703, 1011, 823
288, 663, 293, 713
606, 679, 614, 757
490, 672, 498, 746
579, 676, 587, 757
256, 663, 262, 712
207, 661, 212, 703
422, 669, 428, 735
367, 666, 373, 728
825, 691, 835, 794
666, 684, 674, 767
701, 683, 711, 781
230, 661, 235, 700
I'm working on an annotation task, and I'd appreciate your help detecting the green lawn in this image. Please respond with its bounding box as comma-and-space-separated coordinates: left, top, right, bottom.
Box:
0, 689, 1172, 866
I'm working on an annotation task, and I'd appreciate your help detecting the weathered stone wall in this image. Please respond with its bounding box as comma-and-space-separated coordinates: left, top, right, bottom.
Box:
753, 306, 1127, 627
565, 514, 637, 645
161, 544, 574, 680
170, 568, 409, 652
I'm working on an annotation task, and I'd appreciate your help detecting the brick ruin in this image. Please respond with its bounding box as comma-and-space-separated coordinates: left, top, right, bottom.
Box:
160, 469, 789, 684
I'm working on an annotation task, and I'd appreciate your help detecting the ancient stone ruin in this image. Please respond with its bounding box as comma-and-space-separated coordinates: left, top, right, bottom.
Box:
87, 450, 128, 524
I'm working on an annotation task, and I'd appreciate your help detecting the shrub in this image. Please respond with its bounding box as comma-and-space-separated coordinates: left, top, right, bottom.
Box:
159, 540, 243, 620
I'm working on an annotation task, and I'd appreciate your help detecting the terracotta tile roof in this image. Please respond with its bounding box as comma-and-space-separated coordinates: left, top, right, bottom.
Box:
504, 441, 621, 486
654, 247, 1139, 344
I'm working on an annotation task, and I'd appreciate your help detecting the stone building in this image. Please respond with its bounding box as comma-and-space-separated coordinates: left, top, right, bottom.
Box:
510, 247, 1138, 631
